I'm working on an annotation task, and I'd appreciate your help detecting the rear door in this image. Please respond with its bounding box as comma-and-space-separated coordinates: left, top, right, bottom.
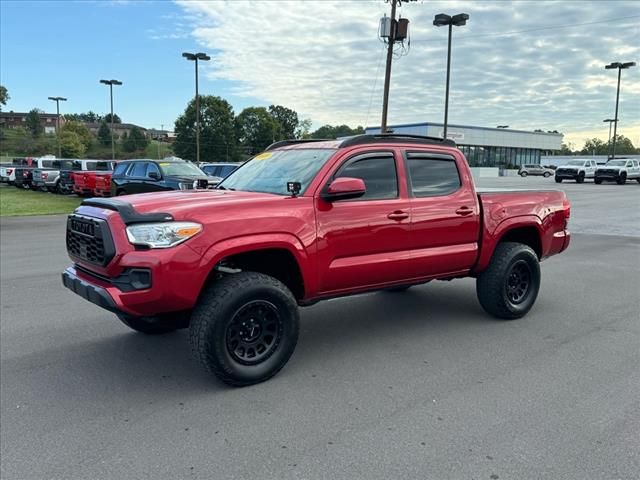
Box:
314, 150, 413, 293
405, 151, 481, 277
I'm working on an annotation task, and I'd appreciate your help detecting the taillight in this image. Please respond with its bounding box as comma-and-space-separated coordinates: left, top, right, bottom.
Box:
563, 198, 571, 228
23, 172, 29, 177
6, 169, 12, 175
42, 173, 49, 180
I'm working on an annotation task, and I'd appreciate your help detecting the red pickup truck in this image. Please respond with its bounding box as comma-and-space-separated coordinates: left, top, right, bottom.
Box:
62, 135, 570, 386
72, 161, 114, 196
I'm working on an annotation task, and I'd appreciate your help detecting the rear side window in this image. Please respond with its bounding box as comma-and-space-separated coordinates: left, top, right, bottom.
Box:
95, 161, 111, 171
41, 160, 55, 168
129, 162, 148, 177
113, 163, 129, 176
72, 161, 83, 170
336, 154, 398, 200
85, 161, 98, 170
406, 154, 461, 197
219, 165, 237, 177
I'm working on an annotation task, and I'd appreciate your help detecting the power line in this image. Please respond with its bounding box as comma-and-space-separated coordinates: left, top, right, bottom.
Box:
412, 15, 640, 43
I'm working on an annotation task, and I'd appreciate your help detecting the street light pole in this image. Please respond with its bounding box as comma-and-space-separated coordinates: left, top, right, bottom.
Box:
99, 79, 123, 161
605, 61, 636, 160
182, 52, 210, 164
47, 96, 67, 158
603, 118, 616, 160
380, 0, 398, 134
433, 13, 469, 140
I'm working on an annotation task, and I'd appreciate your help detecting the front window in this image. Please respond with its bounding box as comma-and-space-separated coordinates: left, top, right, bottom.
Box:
219, 149, 335, 195
159, 162, 204, 177
606, 160, 626, 167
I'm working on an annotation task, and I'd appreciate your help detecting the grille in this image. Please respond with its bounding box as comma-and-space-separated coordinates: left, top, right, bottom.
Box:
599, 169, 617, 175
556, 168, 575, 175
66, 215, 115, 266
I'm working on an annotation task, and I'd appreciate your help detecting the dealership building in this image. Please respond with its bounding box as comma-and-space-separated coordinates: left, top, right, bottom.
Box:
366, 122, 563, 167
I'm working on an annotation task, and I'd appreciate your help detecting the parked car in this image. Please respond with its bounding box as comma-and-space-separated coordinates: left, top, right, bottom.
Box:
554, 159, 597, 183
13, 156, 57, 190
72, 161, 115, 196
0, 164, 16, 185
594, 159, 640, 184
58, 159, 110, 194
32, 159, 76, 193
201, 162, 243, 179
518, 164, 554, 177
62, 134, 571, 386
110, 158, 213, 196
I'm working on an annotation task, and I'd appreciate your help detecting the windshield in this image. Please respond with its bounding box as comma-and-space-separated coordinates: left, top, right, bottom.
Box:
605, 160, 626, 166
159, 162, 204, 176
218, 149, 335, 195
565, 161, 586, 166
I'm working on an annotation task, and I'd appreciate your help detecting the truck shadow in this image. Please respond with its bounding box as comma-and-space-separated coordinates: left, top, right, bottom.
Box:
4, 281, 488, 402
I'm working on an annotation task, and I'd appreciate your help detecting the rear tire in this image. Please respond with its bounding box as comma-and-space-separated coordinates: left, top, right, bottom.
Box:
520, 172, 528, 177
555, 177, 562, 183
476, 242, 541, 320
543, 172, 551, 178
190, 272, 299, 387
616, 173, 626, 185
116, 189, 127, 196
118, 313, 188, 334
594, 178, 603, 185
636, 178, 640, 184
576, 172, 585, 184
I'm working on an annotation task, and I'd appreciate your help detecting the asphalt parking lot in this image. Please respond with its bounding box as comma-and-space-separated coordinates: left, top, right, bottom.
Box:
1, 177, 639, 480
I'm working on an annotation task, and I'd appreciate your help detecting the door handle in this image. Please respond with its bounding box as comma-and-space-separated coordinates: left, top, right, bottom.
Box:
387, 210, 409, 221
455, 206, 474, 216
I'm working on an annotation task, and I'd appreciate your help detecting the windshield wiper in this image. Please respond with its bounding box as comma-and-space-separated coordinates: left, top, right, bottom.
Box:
216, 185, 235, 191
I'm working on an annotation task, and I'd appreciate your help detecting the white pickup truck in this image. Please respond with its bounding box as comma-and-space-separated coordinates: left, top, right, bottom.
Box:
554, 159, 597, 183
594, 159, 640, 185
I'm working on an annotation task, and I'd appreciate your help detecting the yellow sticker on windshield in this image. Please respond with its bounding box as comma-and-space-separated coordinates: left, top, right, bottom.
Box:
254, 152, 273, 161
159, 163, 171, 167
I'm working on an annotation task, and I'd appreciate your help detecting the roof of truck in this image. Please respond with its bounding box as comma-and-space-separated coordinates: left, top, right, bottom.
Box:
266, 134, 456, 151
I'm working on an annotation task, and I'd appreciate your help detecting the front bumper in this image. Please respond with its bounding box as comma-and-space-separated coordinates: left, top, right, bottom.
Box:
62, 268, 120, 314
555, 171, 579, 179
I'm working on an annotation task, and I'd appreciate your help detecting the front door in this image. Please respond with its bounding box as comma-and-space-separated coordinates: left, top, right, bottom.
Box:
315, 151, 413, 293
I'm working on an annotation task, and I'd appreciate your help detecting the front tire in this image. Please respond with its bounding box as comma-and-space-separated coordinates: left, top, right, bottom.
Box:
520, 172, 528, 177
476, 242, 541, 320
616, 173, 627, 185
555, 177, 562, 183
576, 172, 585, 183
190, 272, 299, 387
594, 178, 603, 185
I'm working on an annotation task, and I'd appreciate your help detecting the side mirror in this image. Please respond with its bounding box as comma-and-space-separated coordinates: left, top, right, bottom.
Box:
148, 171, 160, 180
321, 177, 366, 202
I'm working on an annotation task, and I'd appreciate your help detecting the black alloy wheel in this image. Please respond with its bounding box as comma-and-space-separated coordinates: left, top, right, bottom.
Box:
505, 260, 532, 304
225, 300, 283, 365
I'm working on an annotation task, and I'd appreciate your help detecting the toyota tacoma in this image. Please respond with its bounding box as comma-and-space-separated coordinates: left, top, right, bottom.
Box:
62, 134, 571, 386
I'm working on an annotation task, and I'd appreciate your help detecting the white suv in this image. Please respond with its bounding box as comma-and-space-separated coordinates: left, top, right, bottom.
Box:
594, 159, 640, 185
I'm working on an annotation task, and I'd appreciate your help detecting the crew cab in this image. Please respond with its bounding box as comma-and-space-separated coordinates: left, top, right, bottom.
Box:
62, 134, 571, 386
72, 161, 115, 196
554, 159, 597, 183
32, 159, 76, 193
594, 159, 640, 184
110, 158, 213, 196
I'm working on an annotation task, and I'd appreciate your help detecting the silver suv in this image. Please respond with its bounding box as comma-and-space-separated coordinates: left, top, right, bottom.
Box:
518, 164, 554, 177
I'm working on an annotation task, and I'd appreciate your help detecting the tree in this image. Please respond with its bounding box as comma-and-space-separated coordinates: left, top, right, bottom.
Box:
61, 120, 93, 150
580, 137, 608, 156
235, 107, 280, 154
174, 95, 237, 162
123, 126, 149, 152
97, 121, 111, 147
0, 85, 8, 111
60, 131, 86, 158
104, 113, 122, 124
609, 134, 638, 155
310, 124, 365, 139
25, 108, 44, 136
558, 142, 575, 155
268, 105, 299, 140
65, 111, 102, 123
295, 118, 312, 139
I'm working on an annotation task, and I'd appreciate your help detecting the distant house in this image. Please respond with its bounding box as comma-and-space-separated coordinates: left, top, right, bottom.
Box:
147, 128, 176, 142
0, 111, 64, 134
83, 122, 148, 138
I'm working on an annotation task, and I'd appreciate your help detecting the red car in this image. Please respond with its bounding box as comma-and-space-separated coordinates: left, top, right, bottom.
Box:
62, 134, 571, 386
72, 161, 114, 196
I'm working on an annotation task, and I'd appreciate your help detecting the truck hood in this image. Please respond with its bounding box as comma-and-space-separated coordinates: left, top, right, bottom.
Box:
114, 189, 285, 220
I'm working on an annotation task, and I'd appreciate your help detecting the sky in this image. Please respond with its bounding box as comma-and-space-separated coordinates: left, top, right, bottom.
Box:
1, 0, 638, 150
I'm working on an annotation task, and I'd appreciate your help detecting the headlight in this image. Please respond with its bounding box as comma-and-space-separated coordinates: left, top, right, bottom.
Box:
126, 222, 202, 248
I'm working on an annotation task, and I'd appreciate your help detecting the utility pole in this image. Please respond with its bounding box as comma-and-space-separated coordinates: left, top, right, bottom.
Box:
47, 96, 67, 158
604, 61, 635, 160
380, 0, 398, 134
158, 123, 164, 159
100, 79, 123, 161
